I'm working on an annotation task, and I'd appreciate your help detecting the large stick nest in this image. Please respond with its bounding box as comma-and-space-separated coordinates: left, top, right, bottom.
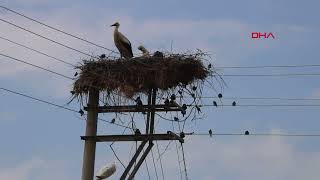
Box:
73, 52, 213, 98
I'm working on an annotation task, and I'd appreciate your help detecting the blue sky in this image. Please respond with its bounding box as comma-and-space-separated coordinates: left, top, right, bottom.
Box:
0, 0, 320, 179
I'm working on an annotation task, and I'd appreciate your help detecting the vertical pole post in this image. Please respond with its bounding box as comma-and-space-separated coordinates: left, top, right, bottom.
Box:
82, 89, 99, 180
145, 89, 152, 134
149, 88, 157, 135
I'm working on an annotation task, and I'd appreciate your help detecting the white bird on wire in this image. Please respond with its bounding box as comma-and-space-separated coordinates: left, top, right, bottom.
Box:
96, 162, 117, 180
138, 45, 150, 57
111, 22, 133, 59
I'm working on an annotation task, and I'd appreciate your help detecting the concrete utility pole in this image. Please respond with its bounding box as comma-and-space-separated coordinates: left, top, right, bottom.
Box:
82, 89, 99, 180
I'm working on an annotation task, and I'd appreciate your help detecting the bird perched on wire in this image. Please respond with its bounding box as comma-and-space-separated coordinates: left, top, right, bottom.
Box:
170, 94, 176, 103
153, 51, 164, 58
138, 45, 150, 57
96, 162, 116, 180
110, 22, 133, 59
209, 129, 213, 137
111, 118, 115, 124
213, 101, 218, 107
135, 128, 141, 135
79, 109, 84, 116
135, 96, 143, 106
99, 54, 106, 59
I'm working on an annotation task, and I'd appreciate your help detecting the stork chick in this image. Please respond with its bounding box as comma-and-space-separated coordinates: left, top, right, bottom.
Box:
138, 45, 150, 57
111, 22, 133, 59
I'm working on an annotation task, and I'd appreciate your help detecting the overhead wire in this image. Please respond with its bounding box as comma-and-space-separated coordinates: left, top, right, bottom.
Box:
3, 16, 320, 82
4, 5, 320, 71
0, 87, 132, 129
216, 64, 320, 69
223, 73, 320, 77
0, 18, 99, 59
0, 50, 132, 101
155, 141, 165, 180
0, 36, 75, 67
151, 149, 159, 180
198, 104, 320, 107
0, 53, 74, 80
0, 5, 119, 54
187, 132, 320, 137
4, 5, 320, 178
180, 143, 189, 180
191, 96, 320, 101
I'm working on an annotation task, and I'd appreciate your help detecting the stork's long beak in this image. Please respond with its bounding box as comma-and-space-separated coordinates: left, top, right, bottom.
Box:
110, 23, 117, 27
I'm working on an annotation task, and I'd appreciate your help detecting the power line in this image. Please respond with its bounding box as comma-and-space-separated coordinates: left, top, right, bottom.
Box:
4, 6, 320, 72
150, 149, 159, 180
180, 143, 189, 180
3, 6, 320, 73
186, 132, 320, 137
0, 36, 110, 87
0, 5, 119, 54
0, 87, 131, 129
0, 18, 98, 59
0, 36, 75, 67
0, 87, 77, 112
198, 104, 320, 107
195, 96, 320, 101
0, 53, 74, 80
3, 14, 320, 79
155, 141, 165, 180
223, 73, 320, 77
216, 64, 320, 69
4, 45, 320, 104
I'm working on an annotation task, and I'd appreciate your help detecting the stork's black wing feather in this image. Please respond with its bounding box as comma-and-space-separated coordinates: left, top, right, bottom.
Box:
118, 32, 133, 58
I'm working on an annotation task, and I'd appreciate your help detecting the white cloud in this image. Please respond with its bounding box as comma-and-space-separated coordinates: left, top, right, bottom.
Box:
0, 158, 44, 180
0, 157, 73, 180
179, 132, 320, 180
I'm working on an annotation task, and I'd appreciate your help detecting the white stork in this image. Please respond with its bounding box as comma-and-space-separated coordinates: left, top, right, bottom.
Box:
138, 45, 150, 57
111, 22, 133, 59
96, 162, 117, 180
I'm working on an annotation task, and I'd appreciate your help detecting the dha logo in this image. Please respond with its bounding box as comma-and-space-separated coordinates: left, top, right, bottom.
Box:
252, 32, 275, 39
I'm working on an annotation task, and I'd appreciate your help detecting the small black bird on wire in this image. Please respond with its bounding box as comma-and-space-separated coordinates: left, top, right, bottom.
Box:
99, 54, 106, 59
135, 96, 143, 106
135, 128, 141, 135
209, 129, 213, 137
79, 109, 84, 116
213, 101, 218, 107
111, 118, 115, 123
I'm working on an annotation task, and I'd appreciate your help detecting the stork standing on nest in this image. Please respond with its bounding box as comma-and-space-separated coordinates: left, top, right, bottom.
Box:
138, 45, 150, 57
111, 22, 133, 59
